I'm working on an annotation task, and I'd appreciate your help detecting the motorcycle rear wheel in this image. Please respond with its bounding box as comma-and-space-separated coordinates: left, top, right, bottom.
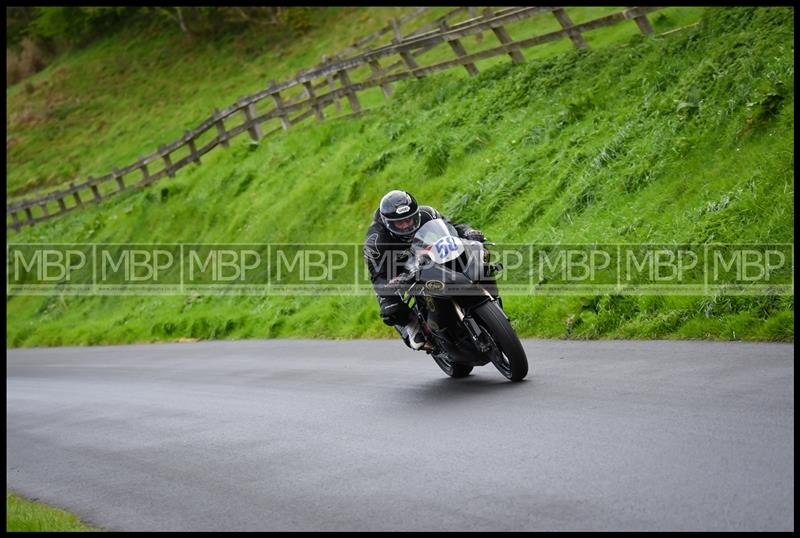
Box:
473, 301, 529, 381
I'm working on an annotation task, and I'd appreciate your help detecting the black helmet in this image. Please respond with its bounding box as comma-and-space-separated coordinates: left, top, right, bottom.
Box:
379, 190, 421, 239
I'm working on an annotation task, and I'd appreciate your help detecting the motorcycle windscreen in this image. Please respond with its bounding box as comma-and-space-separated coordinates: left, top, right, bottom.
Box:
411, 218, 465, 264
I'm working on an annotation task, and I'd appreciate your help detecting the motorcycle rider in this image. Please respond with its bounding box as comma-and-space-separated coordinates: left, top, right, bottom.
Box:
363, 190, 485, 350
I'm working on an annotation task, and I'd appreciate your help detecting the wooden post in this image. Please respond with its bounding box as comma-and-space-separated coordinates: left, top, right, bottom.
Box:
321, 55, 342, 112
57, 197, 67, 213
468, 7, 483, 43
88, 177, 102, 202
632, 12, 654, 34
391, 17, 403, 42
553, 8, 588, 49
337, 68, 362, 113
185, 131, 200, 164
268, 81, 290, 130
24, 207, 33, 223
213, 108, 229, 148
160, 146, 175, 178
39, 202, 49, 217
391, 18, 423, 78
113, 167, 125, 191
440, 20, 479, 76
11, 210, 22, 230
71, 183, 83, 207
241, 99, 262, 141
484, 8, 525, 64
368, 58, 393, 98
302, 80, 325, 121
394, 43, 421, 78
398, 48, 421, 77
140, 160, 151, 184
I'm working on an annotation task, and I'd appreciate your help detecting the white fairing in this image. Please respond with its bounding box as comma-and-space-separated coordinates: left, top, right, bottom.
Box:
411, 219, 465, 264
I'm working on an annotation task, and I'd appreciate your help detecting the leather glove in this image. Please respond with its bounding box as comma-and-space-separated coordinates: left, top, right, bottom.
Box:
464, 229, 485, 242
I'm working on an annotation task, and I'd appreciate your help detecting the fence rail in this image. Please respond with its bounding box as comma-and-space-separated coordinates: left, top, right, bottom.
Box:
8, 6, 668, 231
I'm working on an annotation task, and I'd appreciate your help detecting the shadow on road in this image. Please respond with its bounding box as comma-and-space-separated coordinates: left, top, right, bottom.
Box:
402, 372, 532, 406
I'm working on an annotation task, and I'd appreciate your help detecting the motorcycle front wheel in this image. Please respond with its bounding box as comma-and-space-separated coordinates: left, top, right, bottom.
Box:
473, 301, 529, 381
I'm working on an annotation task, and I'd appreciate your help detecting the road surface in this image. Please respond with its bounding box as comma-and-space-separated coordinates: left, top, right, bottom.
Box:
6, 339, 794, 531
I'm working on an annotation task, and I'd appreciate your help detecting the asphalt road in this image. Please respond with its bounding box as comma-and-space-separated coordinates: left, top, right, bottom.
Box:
6, 339, 794, 531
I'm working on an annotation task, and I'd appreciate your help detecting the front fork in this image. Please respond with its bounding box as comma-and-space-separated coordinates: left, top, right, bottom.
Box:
451, 299, 494, 354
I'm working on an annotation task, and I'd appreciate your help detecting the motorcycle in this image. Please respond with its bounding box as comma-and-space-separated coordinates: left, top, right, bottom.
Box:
388, 218, 529, 382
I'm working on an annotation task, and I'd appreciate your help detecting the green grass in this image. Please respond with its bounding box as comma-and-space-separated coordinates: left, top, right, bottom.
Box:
6, 491, 102, 532
5, 7, 448, 198
6, 6, 702, 200
6, 7, 794, 347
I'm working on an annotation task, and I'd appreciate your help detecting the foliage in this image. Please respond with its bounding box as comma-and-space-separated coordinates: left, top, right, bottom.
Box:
7, 7, 316, 48
6, 37, 49, 86
5, 6, 317, 86
28, 7, 133, 45
6, 7, 37, 47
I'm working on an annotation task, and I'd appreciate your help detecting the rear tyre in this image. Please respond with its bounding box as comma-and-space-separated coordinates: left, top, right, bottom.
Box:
431, 352, 473, 378
473, 301, 529, 381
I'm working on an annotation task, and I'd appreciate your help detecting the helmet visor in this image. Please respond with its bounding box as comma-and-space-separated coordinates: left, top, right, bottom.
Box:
383, 211, 421, 237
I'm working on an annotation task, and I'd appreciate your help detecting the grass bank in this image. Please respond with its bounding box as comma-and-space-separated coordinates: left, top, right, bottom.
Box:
6, 7, 793, 346
6, 491, 102, 532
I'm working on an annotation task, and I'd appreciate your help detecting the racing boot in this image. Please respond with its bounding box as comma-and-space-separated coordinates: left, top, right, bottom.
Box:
397, 318, 427, 350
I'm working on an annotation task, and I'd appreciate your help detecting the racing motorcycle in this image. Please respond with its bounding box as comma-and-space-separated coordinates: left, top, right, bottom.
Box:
388, 218, 529, 382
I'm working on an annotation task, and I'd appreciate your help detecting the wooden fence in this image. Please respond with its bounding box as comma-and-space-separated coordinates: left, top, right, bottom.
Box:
7, 6, 666, 231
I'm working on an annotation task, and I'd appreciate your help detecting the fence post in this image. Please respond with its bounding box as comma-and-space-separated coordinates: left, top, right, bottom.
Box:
140, 158, 151, 184
368, 58, 393, 98
11, 210, 22, 230
337, 68, 362, 113
391, 17, 403, 41
391, 19, 423, 78
213, 108, 229, 148
71, 182, 83, 207
88, 177, 102, 202
240, 98, 262, 141
39, 202, 49, 217
468, 6, 483, 43
268, 80, 291, 130
160, 146, 175, 178
484, 8, 525, 64
631, 10, 655, 34
184, 131, 200, 164
302, 80, 325, 121
439, 20, 479, 76
57, 197, 67, 213
553, 8, 588, 49
113, 167, 125, 191
24, 207, 34, 224
321, 55, 342, 112
398, 48, 421, 77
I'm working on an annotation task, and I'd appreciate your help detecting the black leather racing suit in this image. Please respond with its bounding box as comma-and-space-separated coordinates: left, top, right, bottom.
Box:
363, 205, 481, 326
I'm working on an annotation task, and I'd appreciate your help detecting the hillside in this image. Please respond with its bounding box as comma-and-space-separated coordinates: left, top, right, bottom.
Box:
7, 6, 704, 200
6, 7, 444, 198
6, 7, 794, 346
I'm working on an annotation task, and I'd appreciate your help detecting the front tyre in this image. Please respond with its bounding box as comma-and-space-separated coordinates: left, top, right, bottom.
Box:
473, 301, 529, 381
